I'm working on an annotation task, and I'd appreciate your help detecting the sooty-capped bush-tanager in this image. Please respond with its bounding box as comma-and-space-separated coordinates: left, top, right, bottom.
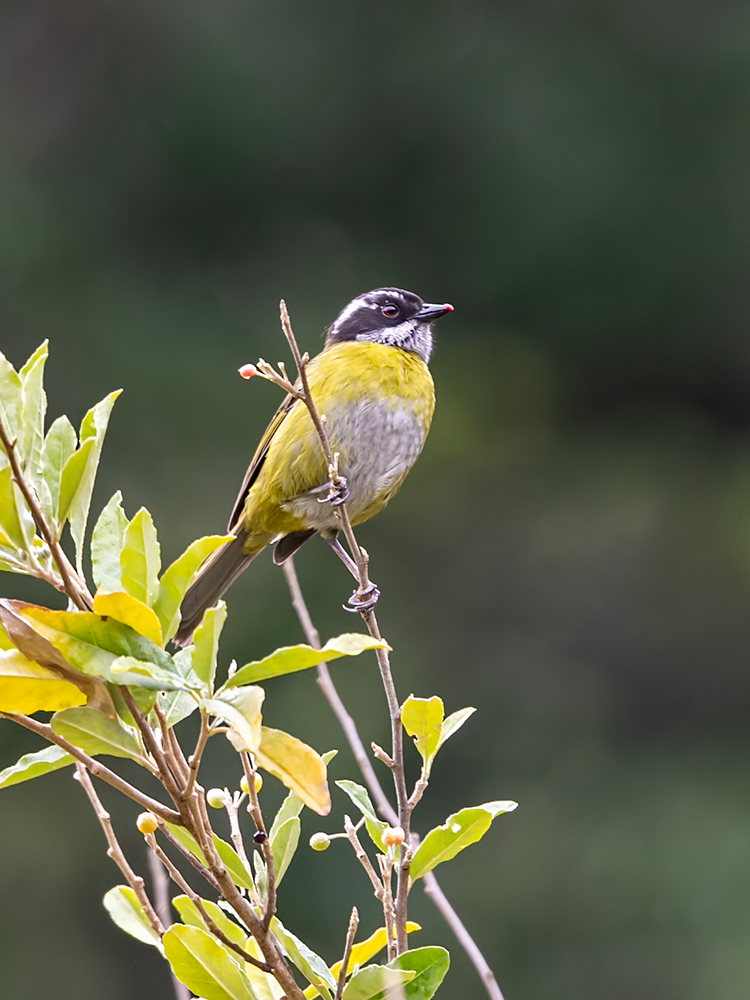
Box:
175, 287, 453, 645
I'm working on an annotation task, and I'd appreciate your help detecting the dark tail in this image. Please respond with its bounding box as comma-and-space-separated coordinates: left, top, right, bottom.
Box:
173, 527, 260, 647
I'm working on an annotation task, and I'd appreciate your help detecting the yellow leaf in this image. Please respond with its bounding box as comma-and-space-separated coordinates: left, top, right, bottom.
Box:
302, 923, 421, 998
92, 590, 163, 646
0, 648, 87, 714
256, 726, 331, 816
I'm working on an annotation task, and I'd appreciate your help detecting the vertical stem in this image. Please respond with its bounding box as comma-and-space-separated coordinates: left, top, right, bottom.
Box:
335, 907, 359, 1000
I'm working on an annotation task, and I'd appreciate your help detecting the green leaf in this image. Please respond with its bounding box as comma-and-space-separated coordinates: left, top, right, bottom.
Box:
0, 745, 75, 790
159, 647, 202, 727
163, 924, 258, 1000
0, 466, 27, 550
341, 965, 416, 1000
91, 491, 129, 591
13, 605, 177, 682
270, 917, 335, 999
58, 438, 95, 529
109, 655, 195, 692
268, 790, 305, 843
384, 947, 450, 999
172, 895, 249, 949
68, 389, 121, 573
51, 706, 147, 763
103, 885, 162, 949
336, 780, 388, 852
18, 341, 48, 504
192, 601, 227, 691
207, 685, 264, 753
436, 707, 476, 752
165, 824, 255, 891
120, 507, 161, 608
223, 634, 389, 689
256, 727, 330, 816
42, 415, 77, 534
0, 350, 22, 443
154, 535, 234, 644
401, 696, 443, 776
409, 801, 518, 884
270, 816, 300, 885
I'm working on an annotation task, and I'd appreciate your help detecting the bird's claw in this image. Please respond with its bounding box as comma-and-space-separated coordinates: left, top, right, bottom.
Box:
314, 476, 349, 506
343, 582, 380, 614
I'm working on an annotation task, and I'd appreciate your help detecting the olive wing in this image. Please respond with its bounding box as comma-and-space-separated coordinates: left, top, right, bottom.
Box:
227, 392, 298, 530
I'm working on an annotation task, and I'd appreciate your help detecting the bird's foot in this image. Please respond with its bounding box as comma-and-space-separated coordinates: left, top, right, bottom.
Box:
312, 476, 350, 507
343, 581, 380, 614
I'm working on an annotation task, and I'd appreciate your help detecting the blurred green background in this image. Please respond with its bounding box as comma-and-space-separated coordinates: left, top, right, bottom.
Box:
2, 0, 750, 997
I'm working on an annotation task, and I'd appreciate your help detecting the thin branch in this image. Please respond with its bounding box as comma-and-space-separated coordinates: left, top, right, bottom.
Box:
282, 557, 398, 825
121, 688, 184, 808
422, 873, 505, 1000
1, 712, 182, 823
343, 814, 384, 901
0, 415, 93, 610
225, 793, 261, 906
240, 752, 276, 929
281, 547, 508, 1000
155, 702, 190, 785
376, 852, 396, 962
184, 713, 210, 799
147, 834, 272, 972
335, 907, 359, 1000
146, 851, 192, 1000
158, 822, 222, 893
73, 763, 164, 936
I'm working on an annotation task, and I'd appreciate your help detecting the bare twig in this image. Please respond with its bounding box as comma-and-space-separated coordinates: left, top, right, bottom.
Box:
225, 793, 261, 905
376, 852, 396, 962
282, 558, 398, 823
185, 713, 210, 799
335, 907, 359, 1000
73, 763, 164, 935
147, 834, 272, 972
121, 689, 185, 809
344, 814, 384, 902
158, 822, 222, 893
155, 702, 190, 785
281, 538, 508, 1000
239, 752, 276, 929
0, 415, 93, 610
422, 874, 505, 1000
147, 850, 192, 1000
1, 712, 182, 823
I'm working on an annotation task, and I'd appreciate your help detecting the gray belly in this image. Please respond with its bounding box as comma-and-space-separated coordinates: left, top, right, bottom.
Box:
283, 397, 427, 530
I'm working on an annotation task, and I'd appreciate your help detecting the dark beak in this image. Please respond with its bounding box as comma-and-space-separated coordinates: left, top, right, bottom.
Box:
415, 302, 454, 321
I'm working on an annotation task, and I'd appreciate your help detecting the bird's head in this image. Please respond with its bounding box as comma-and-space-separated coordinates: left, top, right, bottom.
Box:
325, 288, 453, 364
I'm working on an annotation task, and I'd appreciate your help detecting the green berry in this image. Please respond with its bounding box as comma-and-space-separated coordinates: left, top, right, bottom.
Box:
206, 788, 228, 809
309, 832, 331, 852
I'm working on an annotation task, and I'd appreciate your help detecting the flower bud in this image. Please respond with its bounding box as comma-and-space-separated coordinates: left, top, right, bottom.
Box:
382, 826, 405, 848
309, 832, 331, 852
136, 812, 158, 835
206, 788, 228, 809
238, 364, 258, 380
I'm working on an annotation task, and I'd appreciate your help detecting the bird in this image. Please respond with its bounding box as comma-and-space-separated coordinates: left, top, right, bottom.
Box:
174, 287, 453, 646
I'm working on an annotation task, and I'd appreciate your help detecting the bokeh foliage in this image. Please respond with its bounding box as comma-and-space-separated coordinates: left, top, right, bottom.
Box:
2, 0, 750, 998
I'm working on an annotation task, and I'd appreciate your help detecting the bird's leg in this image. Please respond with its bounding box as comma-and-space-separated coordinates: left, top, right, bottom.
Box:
322, 533, 380, 613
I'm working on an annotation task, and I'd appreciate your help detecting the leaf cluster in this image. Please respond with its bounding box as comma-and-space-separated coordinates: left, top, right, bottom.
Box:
0, 342, 517, 1000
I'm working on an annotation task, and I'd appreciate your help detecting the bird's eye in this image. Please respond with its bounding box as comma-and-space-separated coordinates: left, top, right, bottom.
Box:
382, 304, 399, 319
